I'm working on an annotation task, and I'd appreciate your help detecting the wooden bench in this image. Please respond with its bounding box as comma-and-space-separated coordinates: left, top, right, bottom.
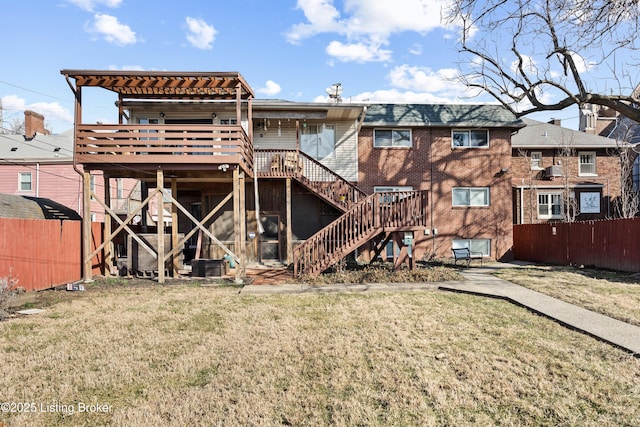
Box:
452, 248, 483, 267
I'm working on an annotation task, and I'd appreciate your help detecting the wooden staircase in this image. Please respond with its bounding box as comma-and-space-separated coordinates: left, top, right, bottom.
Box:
293, 190, 429, 276
256, 149, 365, 211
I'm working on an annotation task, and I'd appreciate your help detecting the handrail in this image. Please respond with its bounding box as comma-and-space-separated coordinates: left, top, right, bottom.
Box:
255, 149, 366, 210
293, 190, 428, 276
75, 123, 253, 171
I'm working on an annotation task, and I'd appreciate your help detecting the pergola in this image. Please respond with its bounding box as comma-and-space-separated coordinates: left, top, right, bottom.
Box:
61, 70, 256, 284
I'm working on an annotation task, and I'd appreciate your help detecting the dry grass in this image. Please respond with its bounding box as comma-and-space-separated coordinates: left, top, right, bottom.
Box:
1, 281, 639, 426
299, 262, 462, 285
493, 265, 640, 326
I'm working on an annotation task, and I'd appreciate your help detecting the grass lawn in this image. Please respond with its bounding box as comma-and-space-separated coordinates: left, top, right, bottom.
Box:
493, 265, 640, 326
1, 274, 639, 426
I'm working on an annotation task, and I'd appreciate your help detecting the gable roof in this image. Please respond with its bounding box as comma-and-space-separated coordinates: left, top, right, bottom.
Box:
362, 104, 525, 128
0, 193, 81, 220
0, 130, 74, 163
513, 118, 619, 148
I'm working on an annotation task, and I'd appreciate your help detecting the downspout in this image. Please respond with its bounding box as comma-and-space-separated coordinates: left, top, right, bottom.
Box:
36, 163, 40, 197
250, 97, 264, 235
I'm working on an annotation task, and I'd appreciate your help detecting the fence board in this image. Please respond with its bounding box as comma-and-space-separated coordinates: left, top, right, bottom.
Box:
514, 218, 640, 272
0, 218, 105, 291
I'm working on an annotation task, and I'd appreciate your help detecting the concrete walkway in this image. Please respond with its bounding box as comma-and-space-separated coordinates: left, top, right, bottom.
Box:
439, 266, 640, 356
242, 263, 640, 356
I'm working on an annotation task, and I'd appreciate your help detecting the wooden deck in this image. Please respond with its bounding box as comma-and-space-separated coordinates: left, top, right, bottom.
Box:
76, 123, 253, 174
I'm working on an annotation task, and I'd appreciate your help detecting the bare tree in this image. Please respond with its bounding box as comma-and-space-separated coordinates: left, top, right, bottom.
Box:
446, 0, 640, 121
609, 123, 640, 218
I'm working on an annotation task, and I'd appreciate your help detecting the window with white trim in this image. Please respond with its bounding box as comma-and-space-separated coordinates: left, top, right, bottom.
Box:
452, 187, 490, 207
452, 130, 489, 148
579, 152, 596, 176
452, 239, 491, 257
538, 192, 563, 219
301, 123, 335, 159
530, 152, 542, 170
374, 129, 412, 148
374, 186, 413, 203
19, 172, 32, 191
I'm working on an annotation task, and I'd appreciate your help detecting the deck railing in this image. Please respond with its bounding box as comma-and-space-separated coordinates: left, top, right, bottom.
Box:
293, 190, 428, 276
255, 149, 366, 210
76, 124, 253, 171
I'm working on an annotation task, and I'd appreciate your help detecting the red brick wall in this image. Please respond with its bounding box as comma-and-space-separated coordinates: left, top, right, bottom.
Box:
511, 148, 622, 223
358, 127, 514, 261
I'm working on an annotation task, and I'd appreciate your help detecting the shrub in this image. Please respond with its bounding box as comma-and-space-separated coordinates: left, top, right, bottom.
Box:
0, 273, 19, 321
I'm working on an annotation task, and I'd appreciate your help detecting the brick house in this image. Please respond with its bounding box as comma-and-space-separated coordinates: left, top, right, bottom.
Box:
61, 70, 526, 282
0, 110, 140, 222
511, 118, 621, 224
358, 104, 524, 262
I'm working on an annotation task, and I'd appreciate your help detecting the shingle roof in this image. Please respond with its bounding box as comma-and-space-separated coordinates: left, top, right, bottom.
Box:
362, 104, 525, 128
513, 118, 619, 148
0, 193, 81, 220
0, 130, 74, 163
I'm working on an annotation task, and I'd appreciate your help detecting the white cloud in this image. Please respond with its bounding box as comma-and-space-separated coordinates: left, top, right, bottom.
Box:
87, 14, 137, 45
388, 65, 463, 93
286, 0, 451, 62
408, 44, 423, 55
67, 0, 122, 12
185, 17, 216, 50
326, 40, 392, 63
1, 95, 74, 133
107, 65, 146, 71
257, 81, 282, 96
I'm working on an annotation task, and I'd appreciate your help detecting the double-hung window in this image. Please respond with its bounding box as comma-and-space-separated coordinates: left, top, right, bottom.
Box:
579, 152, 596, 176
452, 130, 489, 148
374, 129, 412, 148
301, 124, 335, 160
19, 172, 32, 191
452, 187, 490, 207
530, 152, 543, 170
538, 192, 563, 219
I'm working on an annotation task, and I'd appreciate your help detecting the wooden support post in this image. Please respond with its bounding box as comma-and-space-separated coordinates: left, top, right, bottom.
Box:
157, 170, 165, 283
239, 171, 246, 277
233, 168, 241, 282
103, 175, 112, 276
286, 178, 293, 264
171, 178, 179, 277
82, 171, 92, 283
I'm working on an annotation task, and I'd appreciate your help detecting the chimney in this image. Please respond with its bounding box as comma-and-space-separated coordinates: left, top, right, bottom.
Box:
548, 118, 562, 126
24, 110, 50, 138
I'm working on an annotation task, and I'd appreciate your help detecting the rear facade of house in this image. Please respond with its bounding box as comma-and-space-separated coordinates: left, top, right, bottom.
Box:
61, 70, 523, 282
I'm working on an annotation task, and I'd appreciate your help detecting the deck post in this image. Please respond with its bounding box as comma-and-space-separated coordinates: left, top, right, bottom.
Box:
286, 178, 293, 264
171, 178, 179, 277
82, 171, 92, 282
233, 168, 244, 282
103, 175, 112, 275
157, 169, 165, 283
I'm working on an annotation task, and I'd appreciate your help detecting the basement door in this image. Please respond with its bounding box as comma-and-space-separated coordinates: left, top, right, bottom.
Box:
260, 215, 280, 261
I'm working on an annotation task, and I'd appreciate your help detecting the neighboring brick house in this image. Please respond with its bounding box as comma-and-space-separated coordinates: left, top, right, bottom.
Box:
358, 104, 524, 262
0, 110, 139, 222
511, 118, 621, 224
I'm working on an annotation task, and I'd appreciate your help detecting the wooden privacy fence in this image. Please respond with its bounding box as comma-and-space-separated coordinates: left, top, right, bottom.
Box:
514, 218, 640, 272
0, 219, 103, 291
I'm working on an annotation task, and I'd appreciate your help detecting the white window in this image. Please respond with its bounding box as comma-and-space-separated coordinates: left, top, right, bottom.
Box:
538, 192, 563, 219
452, 130, 489, 148
452, 239, 491, 257
374, 186, 413, 203
301, 124, 335, 160
374, 129, 412, 148
19, 172, 32, 191
579, 152, 596, 176
530, 152, 542, 170
90, 175, 96, 200
116, 178, 124, 199
452, 187, 490, 207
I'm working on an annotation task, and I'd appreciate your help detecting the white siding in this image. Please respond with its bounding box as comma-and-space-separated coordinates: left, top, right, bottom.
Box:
253, 119, 358, 181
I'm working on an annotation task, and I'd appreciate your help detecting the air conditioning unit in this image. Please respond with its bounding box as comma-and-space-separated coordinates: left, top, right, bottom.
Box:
545, 165, 563, 179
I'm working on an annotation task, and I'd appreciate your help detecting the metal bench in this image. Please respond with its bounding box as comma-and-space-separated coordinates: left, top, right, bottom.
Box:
452, 248, 483, 267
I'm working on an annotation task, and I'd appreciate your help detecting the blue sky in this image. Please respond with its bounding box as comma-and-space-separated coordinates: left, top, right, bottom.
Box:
1, 0, 581, 133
